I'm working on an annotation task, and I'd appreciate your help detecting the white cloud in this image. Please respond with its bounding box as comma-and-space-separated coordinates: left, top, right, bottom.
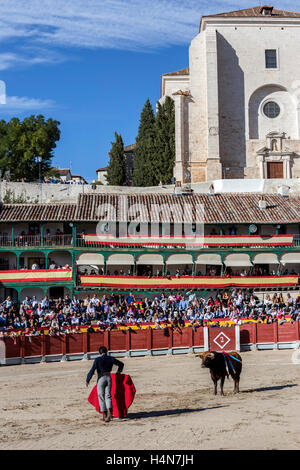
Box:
0, 95, 56, 113
0, 52, 61, 71
0, 0, 267, 50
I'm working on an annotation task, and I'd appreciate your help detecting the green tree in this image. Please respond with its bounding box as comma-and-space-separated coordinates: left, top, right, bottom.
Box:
132, 99, 158, 187
0, 115, 60, 181
106, 132, 126, 186
155, 96, 175, 185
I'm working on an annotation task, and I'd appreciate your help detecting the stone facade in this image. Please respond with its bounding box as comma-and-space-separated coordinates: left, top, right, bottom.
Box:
161, 5, 300, 182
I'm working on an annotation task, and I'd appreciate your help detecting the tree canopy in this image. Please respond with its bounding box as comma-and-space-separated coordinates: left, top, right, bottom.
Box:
155, 96, 175, 185
132, 99, 158, 187
106, 132, 126, 186
0, 115, 60, 181
132, 97, 175, 187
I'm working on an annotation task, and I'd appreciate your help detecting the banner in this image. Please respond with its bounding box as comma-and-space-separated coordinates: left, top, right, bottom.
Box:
0, 269, 72, 283
80, 274, 299, 289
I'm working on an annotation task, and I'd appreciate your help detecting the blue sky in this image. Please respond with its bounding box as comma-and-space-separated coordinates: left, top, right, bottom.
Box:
0, 0, 297, 182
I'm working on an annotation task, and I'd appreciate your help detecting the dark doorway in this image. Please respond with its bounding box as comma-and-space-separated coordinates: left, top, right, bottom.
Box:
49, 286, 64, 299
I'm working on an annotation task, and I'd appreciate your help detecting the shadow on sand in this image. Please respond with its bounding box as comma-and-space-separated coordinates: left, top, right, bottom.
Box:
127, 405, 227, 420
242, 384, 297, 394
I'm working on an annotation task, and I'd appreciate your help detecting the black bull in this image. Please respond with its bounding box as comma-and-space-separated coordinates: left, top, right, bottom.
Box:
198, 351, 242, 395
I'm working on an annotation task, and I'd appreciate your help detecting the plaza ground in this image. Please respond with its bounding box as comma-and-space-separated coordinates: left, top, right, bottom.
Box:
1, 350, 300, 450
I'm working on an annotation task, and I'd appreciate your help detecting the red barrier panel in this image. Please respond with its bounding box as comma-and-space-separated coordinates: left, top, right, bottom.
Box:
173, 327, 193, 348
45, 335, 63, 355
208, 327, 236, 352
4, 337, 21, 358
130, 330, 148, 350
88, 332, 105, 352
24, 336, 42, 357
278, 323, 299, 343
193, 327, 204, 347
152, 329, 169, 350
109, 331, 127, 351
67, 334, 84, 354
256, 323, 274, 343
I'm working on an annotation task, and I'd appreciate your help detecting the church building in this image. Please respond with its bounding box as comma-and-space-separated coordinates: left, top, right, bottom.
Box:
161, 5, 300, 183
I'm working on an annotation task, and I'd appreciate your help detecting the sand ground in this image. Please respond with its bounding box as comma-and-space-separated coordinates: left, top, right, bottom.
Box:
1, 350, 300, 450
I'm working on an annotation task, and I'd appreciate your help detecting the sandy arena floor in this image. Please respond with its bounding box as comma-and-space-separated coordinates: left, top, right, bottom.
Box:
1, 350, 300, 450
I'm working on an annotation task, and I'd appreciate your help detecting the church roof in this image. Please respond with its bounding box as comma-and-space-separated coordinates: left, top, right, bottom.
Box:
202, 5, 300, 18
200, 5, 300, 29
162, 67, 190, 77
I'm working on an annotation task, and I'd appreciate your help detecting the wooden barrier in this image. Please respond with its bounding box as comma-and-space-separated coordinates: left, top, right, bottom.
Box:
2, 322, 300, 364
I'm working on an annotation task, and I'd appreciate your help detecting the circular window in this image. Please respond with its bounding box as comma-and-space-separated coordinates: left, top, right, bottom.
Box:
263, 101, 280, 118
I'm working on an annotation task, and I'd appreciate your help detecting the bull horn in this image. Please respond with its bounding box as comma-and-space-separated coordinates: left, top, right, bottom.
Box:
207, 352, 215, 358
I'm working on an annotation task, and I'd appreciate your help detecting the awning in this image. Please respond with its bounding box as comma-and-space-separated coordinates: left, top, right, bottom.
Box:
195, 253, 222, 265
252, 253, 279, 264
76, 253, 104, 265
281, 253, 300, 264
224, 254, 252, 267
166, 254, 193, 265
106, 253, 135, 265
136, 254, 164, 265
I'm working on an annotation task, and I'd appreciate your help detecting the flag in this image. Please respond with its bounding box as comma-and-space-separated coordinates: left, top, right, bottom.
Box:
88, 373, 136, 418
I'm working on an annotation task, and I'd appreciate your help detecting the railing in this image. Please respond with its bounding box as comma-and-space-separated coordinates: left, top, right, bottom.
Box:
79, 274, 300, 289
0, 232, 300, 249
294, 235, 300, 247
0, 234, 73, 248
76, 234, 297, 249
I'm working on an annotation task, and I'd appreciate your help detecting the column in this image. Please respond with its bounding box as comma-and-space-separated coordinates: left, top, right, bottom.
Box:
40, 223, 44, 247
191, 253, 195, 276
103, 254, 107, 275
11, 224, 14, 247
172, 93, 185, 183
220, 253, 224, 276
16, 252, 20, 270
205, 30, 222, 180
72, 224, 77, 247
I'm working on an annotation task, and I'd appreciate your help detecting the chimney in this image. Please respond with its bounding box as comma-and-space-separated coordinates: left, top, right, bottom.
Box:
278, 185, 290, 198
260, 5, 274, 16
173, 180, 183, 196
208, 183, 215, 196
259, 196, 267, 210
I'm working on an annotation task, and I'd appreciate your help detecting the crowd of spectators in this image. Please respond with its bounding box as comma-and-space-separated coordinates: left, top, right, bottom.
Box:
0, 288, 300, 338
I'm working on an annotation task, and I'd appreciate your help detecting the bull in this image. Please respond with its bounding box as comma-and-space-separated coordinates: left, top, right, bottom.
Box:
198, 351, 242, 395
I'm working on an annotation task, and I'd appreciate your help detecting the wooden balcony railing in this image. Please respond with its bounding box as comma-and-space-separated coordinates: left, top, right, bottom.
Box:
0, 234, 73, 248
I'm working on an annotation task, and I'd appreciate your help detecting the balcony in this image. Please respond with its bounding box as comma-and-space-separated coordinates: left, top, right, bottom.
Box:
79, 274, 299, 290
77, 233, 296, 249
0, 234, 73, 248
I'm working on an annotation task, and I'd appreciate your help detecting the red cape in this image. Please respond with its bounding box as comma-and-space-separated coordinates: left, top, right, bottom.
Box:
88, 373, 136, 418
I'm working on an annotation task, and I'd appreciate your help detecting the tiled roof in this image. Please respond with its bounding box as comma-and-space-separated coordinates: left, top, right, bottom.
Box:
1, 193, 300, 224
202, 5, 300, 20
124, 144, 136, 152
75, 193, 300, 224
56, 168, 71, 176
0, 203, 77, 222
162, 67, 190, 77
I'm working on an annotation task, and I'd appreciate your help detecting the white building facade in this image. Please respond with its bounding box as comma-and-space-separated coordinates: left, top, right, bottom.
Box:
161, 5, 300, 183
